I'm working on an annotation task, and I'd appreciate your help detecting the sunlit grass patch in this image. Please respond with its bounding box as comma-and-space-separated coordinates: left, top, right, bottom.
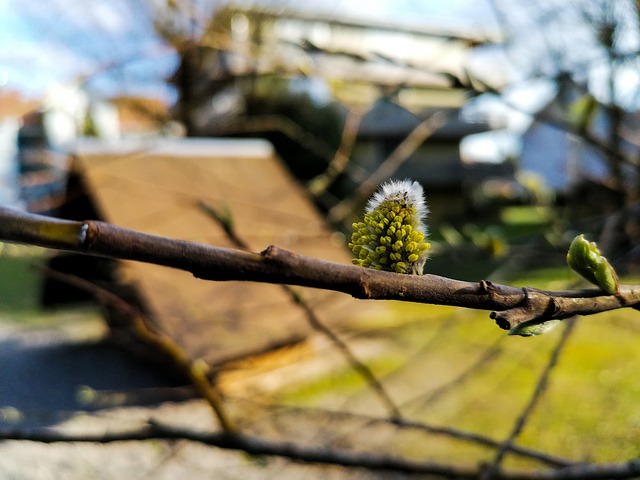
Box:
500, 205, 552, 226
0, 247, 45, 314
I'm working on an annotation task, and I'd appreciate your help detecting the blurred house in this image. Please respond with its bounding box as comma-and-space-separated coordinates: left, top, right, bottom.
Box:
15, 84, 122, 212
0, 90, 40, 208
171, 5, 503, 219
12, 86, 175, 212
43, 137, 389, 385
518, 78, 640, 213
172, 4, 494, 121
0, 118, 21, 208
0, 90, 40, 118
352, 99, 493, 188
111, 96, 175, 137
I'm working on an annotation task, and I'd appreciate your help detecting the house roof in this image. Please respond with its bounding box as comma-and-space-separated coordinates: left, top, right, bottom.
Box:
358, 99, 489, 139
0, 90, 39, 118
209, 5, 499, 48
65, 137, 387, 367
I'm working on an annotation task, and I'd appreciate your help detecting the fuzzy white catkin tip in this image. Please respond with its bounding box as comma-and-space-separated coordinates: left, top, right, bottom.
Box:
366, 179, 429, 232
350, 178, 431, 274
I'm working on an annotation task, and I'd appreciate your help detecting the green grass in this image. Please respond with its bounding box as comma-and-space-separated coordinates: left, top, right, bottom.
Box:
0, 248, 102, 329
500, 205, 552, 226
0, 251, 44, 312
275, 259, 640, 467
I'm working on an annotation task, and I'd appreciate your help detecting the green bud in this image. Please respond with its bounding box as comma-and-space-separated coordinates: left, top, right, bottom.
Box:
508, 319, 562, 337
566, 234, 619, 294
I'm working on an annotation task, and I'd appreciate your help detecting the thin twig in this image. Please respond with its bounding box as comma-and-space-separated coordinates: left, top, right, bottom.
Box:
327, 110, 450, 224
480, 318, 577, 479
255, 399, 574, 468
0, 422, 476, 478
400, 338, 503, 411
198, 199, 402, 419
37, 266, 236, 434
61, 379, 575, 468
2, 421, 640, 479
307, 107, 363, 196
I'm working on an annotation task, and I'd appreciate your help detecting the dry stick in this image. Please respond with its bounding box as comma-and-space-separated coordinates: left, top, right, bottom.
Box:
218, 115, 338, 160
307, 107, 363, 196
197, 200, 402, 419
3, 422, 640, 479
327, 110, 450, 224
480, 318, 578, 480
37, 266, 236, 434
231, 390, 574, 468
2, 207, 640, 329
389, 416, 573, 469
400, 338, 503, 411
0, 423, 480, 478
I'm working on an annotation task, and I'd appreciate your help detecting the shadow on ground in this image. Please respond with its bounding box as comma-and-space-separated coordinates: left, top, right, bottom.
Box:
0, 325, 185, 428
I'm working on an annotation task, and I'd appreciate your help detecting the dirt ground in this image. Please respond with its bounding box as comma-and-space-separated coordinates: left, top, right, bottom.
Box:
0, 312, 265, 479
0, 309, 394, 480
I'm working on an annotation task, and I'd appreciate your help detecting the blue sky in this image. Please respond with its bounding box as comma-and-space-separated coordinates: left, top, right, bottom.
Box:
0, 0, 498, 102
0, 0, 178, 100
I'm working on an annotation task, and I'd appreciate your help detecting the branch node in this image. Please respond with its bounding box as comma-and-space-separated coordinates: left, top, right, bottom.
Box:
78, 223, 89, 244
261, 245, 291, 262
491, 288, 562, 332
81, 221, 99, 250
549, 297, 561, 317
359, 279, 372, 298
479, 280, 493, 293
490, 311, 511, 331
261, 245, 276, 257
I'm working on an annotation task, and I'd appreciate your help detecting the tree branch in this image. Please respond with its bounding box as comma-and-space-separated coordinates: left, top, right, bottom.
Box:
1, 207, 639, 330
0, 423, 475, 478
2, 422, 640, 479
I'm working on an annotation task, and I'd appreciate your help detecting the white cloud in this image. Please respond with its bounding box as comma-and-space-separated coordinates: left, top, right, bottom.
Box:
0, 41, 94, 95
308, 0, 499, 32
26, 0, 133, 34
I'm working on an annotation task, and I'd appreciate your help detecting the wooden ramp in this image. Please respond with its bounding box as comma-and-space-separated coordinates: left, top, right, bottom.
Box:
54, 138, 385, 368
